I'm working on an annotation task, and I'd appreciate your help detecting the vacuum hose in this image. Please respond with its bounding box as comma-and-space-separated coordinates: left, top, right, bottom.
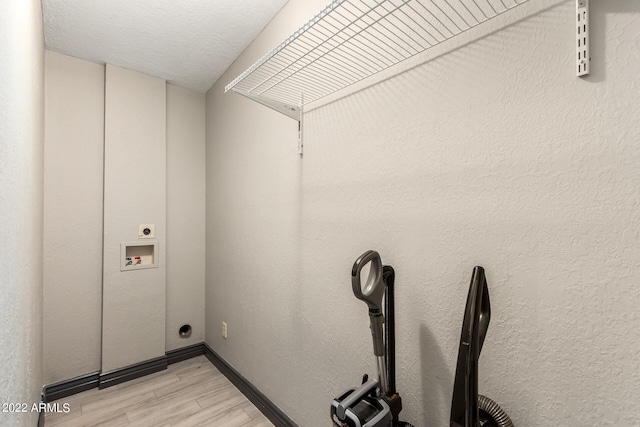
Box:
478, 395, 514, 427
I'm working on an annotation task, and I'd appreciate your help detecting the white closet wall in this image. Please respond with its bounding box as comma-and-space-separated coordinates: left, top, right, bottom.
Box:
102, 64, 167, 372
166, 84, 206, 351
0, 0, 45, 425
44, 51, 105, 384
43, 55, 205, 383
204, 0, 640, 425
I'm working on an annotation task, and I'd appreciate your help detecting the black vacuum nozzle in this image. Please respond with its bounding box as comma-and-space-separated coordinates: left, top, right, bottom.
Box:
450, 266, 489, 427
450, 267, 513, 427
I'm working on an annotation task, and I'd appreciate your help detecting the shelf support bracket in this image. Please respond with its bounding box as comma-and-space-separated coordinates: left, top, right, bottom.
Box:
298, 95, 303, 156
298, 112, 303, 156
231, 88, 303, 155
231, 89, 301, 121
576, 0, 590, 76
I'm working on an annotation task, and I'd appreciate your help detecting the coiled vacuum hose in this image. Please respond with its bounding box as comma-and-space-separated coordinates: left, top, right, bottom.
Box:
478, 395, 514, 427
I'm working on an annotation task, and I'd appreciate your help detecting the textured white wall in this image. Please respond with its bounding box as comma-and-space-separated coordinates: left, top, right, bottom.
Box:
42, 58, 205, 381
166, 84, 206, 350
205, 0, 640, 426
102, 64, 167, 372
0, 0, 44, 425
43, 51, 105, 384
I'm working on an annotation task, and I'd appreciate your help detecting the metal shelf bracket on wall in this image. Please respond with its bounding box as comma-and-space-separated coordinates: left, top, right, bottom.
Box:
576, 0, 590, 76
225, 0, 534, 153
232, 89, 304, 154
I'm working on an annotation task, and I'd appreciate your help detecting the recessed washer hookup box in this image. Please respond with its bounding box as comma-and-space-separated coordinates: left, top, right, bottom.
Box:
121, 241, 158, 271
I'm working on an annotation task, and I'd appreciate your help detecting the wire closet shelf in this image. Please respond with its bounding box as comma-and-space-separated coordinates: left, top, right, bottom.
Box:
225, 0, 530, 118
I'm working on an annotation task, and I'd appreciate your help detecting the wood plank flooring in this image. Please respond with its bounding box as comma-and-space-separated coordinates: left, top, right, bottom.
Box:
45, 356, 275, 427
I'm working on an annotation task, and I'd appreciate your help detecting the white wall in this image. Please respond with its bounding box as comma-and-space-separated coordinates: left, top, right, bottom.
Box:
0, 0, 44, 425
43, 51, 105, 384
205, 1, 640, 426
166, 84, 206, 350
42, 57, 206, 381
102, 64, 167, 372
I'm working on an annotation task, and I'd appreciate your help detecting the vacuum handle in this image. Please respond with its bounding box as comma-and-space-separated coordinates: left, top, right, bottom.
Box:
369, 312, 385, 356
352, 250, 385, 312
336, 378, 379, 419
351, 251, 389, 396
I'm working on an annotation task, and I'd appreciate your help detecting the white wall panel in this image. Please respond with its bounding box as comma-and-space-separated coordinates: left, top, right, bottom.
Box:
103, 64, 166, 372
166, 83, 206, 350
44, 51, 104, 384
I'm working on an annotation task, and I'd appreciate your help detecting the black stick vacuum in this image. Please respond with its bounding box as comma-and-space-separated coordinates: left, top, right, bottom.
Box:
331, 250, 413, 427
450, 266, 514, 427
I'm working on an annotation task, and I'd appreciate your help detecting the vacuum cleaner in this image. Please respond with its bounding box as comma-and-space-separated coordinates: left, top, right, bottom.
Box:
450, 266, 514, 427
331, 250, 413, 427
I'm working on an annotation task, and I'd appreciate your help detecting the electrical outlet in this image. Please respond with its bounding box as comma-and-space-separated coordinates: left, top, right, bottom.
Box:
222, 322, 227, 339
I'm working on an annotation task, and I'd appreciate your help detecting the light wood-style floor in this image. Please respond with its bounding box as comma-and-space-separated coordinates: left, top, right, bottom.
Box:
45, 355, 275, 427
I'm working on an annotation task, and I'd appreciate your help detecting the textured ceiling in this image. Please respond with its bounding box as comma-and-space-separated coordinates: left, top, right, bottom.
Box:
42, 0, 289, 93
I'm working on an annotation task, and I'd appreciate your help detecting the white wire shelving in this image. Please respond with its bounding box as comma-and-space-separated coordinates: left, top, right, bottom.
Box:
225, 0, 531, 123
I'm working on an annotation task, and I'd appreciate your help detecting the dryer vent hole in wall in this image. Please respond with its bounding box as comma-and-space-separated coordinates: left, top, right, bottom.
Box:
179, 324, 192, 338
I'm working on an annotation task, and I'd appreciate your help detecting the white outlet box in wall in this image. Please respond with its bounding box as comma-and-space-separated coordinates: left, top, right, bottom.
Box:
138, 224, 155, 239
